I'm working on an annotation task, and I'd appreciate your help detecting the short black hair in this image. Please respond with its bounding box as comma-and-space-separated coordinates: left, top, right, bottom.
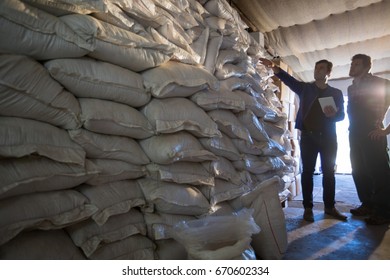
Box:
351, 54, 372, 68
315, 59, 333, 72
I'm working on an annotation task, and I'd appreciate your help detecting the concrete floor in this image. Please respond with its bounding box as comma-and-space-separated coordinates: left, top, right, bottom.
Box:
283, 174, 390, 260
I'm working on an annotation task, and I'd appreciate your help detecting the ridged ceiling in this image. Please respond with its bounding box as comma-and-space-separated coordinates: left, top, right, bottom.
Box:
232, 0, 390, 81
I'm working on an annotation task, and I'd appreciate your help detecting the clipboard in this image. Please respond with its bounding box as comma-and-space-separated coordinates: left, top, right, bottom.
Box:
318, 97, 337, 112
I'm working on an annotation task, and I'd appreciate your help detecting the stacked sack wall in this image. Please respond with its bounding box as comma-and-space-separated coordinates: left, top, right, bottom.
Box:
0, 0, 295, 260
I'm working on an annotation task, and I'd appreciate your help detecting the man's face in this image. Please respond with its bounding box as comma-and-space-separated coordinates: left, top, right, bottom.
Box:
349, 58, 368, 78
314, 62, 330, 81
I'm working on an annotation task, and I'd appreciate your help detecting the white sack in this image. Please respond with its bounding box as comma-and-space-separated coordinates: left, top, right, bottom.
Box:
141, 98, 221, 138
0, 0, 94, 60
154, 0, 199, 29
141, 61, 219, 98
60, 14, 173, 72
77, 180, 145, 226
88, 234, 155, 260
0, 55, 81, 129
220, 76, 251, 92
45, 58, 151, 107
85, 159, 147, 186
68, 129, 150, 165
207, 109, 252, 142
202, 156, 251, 186
230, 176, 288, 260
138, 178, 210, 216
232, 90, 268, 118
92, 1, 153, 40
139, 132, 217, 165
0, 117, 85, 166
203, 32, 223, 74
0, 157, 100, 200
191, 88, 245, 112
22, 0, 107, 16
199, 179, 251, 206
157, 21, 195, 54
233, 154, 286, 175
0, 190, 98, 246
236, 109, 270, 142
148, 27, 200, 65
172, 208, 260, 260
146, 162, 214, 186
79, 98, 154, 139
0, 229, 85, 260
144, 212, 196, 241
199, 133, 241, 161
190, 26, 209, 65
66, 209, 146, 257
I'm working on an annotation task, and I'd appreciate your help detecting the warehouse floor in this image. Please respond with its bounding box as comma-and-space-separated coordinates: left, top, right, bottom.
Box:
282, 174, 390, 260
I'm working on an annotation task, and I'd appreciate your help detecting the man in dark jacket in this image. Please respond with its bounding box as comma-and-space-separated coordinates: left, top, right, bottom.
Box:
260, 58, 346, 222
347, 54, 390, 225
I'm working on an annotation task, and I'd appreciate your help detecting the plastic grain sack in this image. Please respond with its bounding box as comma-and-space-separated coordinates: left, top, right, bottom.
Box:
199, 133, 241, 161
92, 1, 153, 40
202, 156, 251, 186
215, 49, 249, 80
146, 162, 215, 186
258, 139, 287, 157
143, 212, 196, 241
22, 0, 107, 16
0, 229, 85, 260
88, 234, 155, 260
172, 208, 260, 259
232, 154, 286, 175
203, 32, 223, 74
0, 190, 98, 246
137, 179, 210, 216
115, 0, 161, 29
66, 209, 146, 257
231, 138, 264, 156
139, 132, 217, 165
68, 129, 150, 165
79, 98, 154, 139
220, 76, 251, 92
236, 109, 270, 142
190, 88, 245, 112
0, 0, 94, 60
207, 109, 252, 143
157, 21, 195, 54
141, 98, 221, 138
154, 0, 198, 30
0, 117, 85, 166
0, 55, 81, 129
45, 58, 151, 107
230, 176, 288, 260
85, 159, 147, 186
148, 27, 200, 65
190, 26, 209, 65
60, 14, 173, 72
232, 90, 268, 118
198, 179, 251, 206
141, 61, 219, 98
77, 180, 145, 226
0, 158, 100, 200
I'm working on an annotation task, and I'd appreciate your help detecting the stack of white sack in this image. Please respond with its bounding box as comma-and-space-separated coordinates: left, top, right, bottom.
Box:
0, 0, 293, 260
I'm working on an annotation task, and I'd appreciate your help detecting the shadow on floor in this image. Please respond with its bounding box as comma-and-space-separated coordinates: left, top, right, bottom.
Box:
283, 206, 390, 260
283, 174, 390, 260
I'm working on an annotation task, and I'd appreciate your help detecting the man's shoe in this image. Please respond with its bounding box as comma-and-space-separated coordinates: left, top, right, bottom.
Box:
365, 215, 390, 225
325, 207, 348, 221
350, 204, 371, 216
303, 208, 314, 222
